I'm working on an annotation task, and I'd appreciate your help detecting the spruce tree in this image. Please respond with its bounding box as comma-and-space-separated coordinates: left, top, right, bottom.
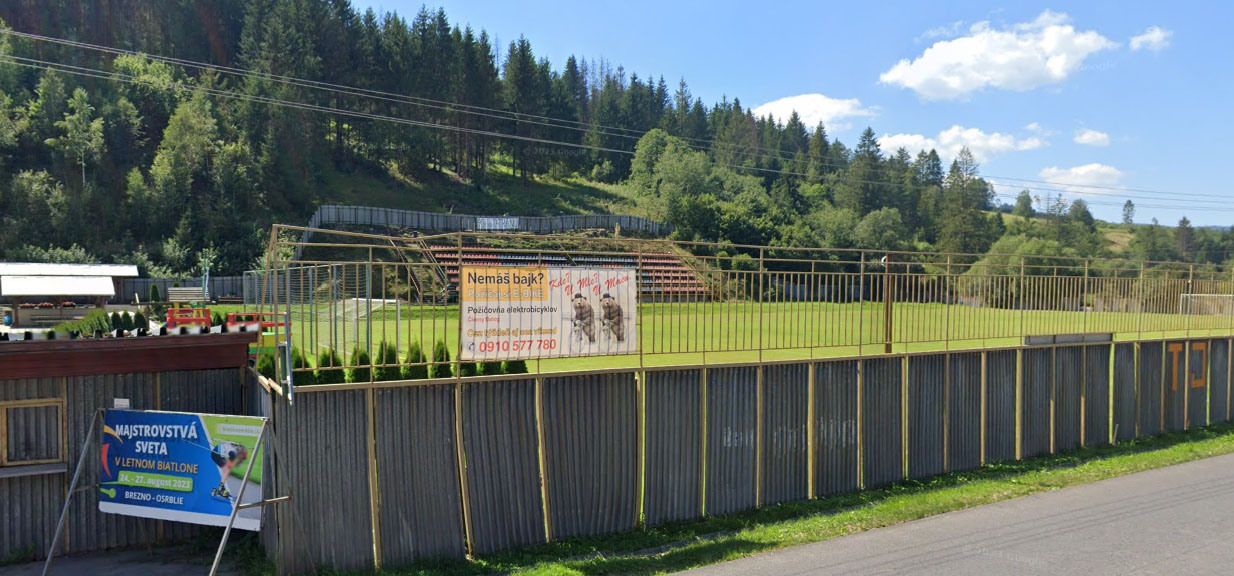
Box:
430, 339, 452, 379
348, 347, 372, 384
403, 341, 428, 380
315, 349, 345, 385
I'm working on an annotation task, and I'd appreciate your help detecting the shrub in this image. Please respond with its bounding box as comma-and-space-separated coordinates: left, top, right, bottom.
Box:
290, 347, 315, 386
348, 347, 372, 383
403, 341, 428, 380
211, 311, 224, 327
121, 312, 134, 331
54, 310, 112, 335
502, 360, 529, 374
134, 311, 148, 330
110, 311, 123, 331
458, 362, 477, 377
479, 361, 504, 376
315, 349, 345, 385
255, 352, 277, 379
149, 284, 161, 303
429, 339, 452, 379
375, 341, 401, 382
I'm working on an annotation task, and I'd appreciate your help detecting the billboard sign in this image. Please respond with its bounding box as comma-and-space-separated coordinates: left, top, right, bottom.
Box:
475, 216, 520, 231
459, 266, 638, 361
98, 410, 265, 531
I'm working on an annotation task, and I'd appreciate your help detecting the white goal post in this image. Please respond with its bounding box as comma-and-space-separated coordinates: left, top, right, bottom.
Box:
1179, 294, 1234, 315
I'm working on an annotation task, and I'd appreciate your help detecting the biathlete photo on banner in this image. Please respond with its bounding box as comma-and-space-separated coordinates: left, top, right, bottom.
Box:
460, 266, 638, 361
98, 410, 265, 531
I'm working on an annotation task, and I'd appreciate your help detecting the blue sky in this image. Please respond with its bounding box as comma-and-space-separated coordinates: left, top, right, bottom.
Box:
354, 1, 1233, 226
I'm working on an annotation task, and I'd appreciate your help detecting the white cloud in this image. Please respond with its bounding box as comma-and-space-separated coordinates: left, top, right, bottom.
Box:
880, 11, 1117, 100
751, 93, 875, 131
1130, 26, 1173, 52
916, 20, 966, 42
1025, 122, 1042, 132
880, 125, 1045, 163
1073, 128, 1110, 147
1038, 163, 1124, 194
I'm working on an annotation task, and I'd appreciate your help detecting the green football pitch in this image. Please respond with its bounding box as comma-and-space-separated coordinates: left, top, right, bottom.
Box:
212, 302, 1234, 373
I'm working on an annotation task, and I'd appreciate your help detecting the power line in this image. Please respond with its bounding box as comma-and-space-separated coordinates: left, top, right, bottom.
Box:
6, 27, 1226, 204
7, 52, 1234, 216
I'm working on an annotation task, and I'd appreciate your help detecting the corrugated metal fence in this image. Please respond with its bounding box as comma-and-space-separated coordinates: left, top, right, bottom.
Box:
0, 367, 251, 561
117, 276, 247, 303
305, 205, 672, 236
256, 337, 1234, 574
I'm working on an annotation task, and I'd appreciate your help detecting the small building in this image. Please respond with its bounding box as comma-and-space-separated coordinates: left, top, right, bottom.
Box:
0, 263, 139, 328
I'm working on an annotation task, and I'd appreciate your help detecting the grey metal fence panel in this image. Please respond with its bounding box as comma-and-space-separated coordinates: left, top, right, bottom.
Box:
0, 473, 65, 561
643, 369, 702, 527
67, 373, 158, 553
907, 355, 944, 479
814, 360, 859, 496
1054, 346, 1082, 452
0, 368, 63, 557
1211, 340, 1231, 423
1021, 348, 1052, 458
6, 406, 59, 462
760, 364, 809, 506
278, 391, 375, 573
541, 372, 638, 540
1113, 343, 1137, 442
948, 353, 982, 472
160, 368, 245, 414
1188, 341, 1209, 429
861, 357, 903, 488
984, 350, 1017, 462
1164, 340, 1186, 432
255, 375, 279, 562
376, 384, 465, 563
460, 378, 545, 555
0, 378, 59, 401
302, 206, 672, 240
705, 366, 757, 516
1139, 341, 1164, 436
1084, 345, 1111, 447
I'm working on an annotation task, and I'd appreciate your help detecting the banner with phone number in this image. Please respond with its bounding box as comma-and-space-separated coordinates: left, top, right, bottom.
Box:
460, 266, 638, 361
98, 409, 265, 531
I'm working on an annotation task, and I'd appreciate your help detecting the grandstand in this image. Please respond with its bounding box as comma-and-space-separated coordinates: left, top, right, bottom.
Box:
425, 243, 708, 299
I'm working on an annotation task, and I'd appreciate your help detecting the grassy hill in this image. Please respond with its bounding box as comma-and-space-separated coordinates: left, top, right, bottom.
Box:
320, 159, 640, 219
995, 211, 1135, 254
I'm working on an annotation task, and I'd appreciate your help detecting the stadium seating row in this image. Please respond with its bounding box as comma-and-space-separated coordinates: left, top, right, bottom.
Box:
426, 244, 707, 297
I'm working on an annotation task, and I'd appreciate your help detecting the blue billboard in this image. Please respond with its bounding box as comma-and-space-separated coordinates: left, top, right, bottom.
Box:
98, 410, 265, 531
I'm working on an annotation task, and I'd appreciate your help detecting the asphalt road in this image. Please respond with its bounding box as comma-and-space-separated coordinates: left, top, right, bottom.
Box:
679, 452, 1234, 576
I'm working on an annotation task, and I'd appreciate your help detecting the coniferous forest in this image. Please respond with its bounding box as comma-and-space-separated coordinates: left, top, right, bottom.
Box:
0, 1, 1229, 276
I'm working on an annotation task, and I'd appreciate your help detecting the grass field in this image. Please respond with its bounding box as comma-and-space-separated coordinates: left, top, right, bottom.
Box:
212, 301, 1234, 373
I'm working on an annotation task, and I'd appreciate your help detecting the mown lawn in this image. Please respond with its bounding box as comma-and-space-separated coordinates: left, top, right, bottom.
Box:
210, 301, 1233, 373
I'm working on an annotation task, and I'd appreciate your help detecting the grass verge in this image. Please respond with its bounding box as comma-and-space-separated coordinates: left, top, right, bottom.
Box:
241, 421, 1234, 576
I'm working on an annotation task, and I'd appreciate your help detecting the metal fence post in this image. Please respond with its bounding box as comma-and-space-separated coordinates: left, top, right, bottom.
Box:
699, 367, 708, 516
884, 254, 894, 354
807, 362, 816, 500
534, 376, 553, 541
758, 248, 765, 363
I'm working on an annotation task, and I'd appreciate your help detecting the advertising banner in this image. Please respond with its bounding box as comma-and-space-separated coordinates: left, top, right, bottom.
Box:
476, 216, 520, 231
460, 266, 638, 361
98, 410, 265, 531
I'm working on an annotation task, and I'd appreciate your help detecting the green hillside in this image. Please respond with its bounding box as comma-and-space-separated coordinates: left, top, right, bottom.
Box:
322, 160, 638, 217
